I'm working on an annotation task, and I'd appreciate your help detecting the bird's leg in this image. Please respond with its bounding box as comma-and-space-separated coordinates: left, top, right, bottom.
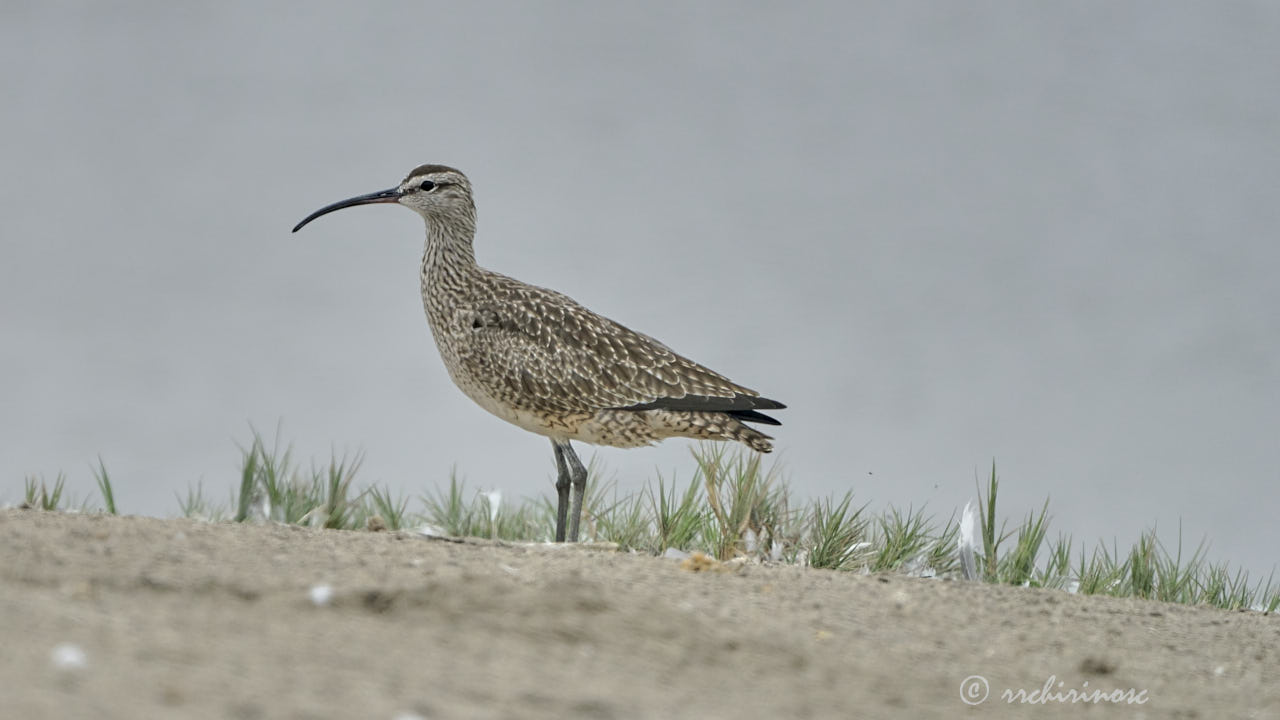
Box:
552, 440, 571, 543
561, 442, 589, 543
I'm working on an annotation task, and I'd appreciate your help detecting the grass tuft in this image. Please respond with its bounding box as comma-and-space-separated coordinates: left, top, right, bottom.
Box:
422, 470, 478, 536
589, 480, 649, 550
367, 485, 412, 531
177, 481, 225, 521
871, 505, 932, 573
24, 473, 66, 511
648, 472, 704, 553
806, 491, 869, 571
699, 444, 785, 560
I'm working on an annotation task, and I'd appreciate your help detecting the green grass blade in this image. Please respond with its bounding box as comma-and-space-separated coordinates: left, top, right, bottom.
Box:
92, 457, 117, 515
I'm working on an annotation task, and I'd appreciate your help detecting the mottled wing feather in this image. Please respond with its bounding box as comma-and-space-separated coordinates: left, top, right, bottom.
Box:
463, 271, 762, 414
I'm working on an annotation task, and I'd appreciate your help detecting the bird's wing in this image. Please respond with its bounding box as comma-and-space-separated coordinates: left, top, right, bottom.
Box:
460, 272, 781, 416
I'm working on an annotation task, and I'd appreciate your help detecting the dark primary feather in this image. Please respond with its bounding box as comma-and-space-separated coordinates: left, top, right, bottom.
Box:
620, 394, 785, 413
619, 393, 786, 425
725, 409, 783, 426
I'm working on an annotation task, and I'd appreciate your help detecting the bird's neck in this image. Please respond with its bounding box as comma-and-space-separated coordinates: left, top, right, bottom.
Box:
421, 215, 478, 288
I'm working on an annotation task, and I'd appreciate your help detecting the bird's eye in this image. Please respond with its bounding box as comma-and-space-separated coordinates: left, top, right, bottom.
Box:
419, 180, 437, 192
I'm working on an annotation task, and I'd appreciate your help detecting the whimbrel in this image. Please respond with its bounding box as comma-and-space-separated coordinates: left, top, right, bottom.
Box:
293, 164, 785, 542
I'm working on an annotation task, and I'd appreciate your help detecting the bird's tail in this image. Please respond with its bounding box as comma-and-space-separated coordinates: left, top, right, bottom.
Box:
646, 410, 776, 452
727, 420, 775, 453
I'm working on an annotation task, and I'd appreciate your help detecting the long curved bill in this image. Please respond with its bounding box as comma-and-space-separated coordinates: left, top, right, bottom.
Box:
292, 188, 402, 233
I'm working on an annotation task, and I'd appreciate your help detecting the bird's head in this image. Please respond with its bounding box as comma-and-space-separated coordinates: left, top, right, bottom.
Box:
292, 164, 474, 233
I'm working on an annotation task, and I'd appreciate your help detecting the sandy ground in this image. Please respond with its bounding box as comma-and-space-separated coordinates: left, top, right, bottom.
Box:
1, 510, 1275, 719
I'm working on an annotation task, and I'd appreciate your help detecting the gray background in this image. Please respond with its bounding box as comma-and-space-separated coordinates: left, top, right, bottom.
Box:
3, 2, 1276, 576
